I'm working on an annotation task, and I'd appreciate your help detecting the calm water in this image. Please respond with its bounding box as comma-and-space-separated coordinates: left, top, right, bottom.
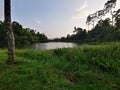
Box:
31, 42, 79, 50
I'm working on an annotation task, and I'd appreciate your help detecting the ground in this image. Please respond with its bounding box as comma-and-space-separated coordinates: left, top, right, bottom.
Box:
0, 42, 120, 90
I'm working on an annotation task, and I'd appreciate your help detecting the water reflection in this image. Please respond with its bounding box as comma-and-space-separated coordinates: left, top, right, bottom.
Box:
31, 42, 78, 50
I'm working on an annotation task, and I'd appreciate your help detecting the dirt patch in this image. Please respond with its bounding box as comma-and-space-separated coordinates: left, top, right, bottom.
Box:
65, 73, 77, 83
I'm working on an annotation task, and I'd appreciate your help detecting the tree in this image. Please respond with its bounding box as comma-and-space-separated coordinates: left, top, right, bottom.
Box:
86, 13, 97, 29
73, 27, 87, 41
86, 0, 117, 28
113, 9, 120, 29
73, 26, 82, 33
87, 18, 116, 42
0, 21, 7, 47
104, 0, 117, 26
4, 0, 16, 63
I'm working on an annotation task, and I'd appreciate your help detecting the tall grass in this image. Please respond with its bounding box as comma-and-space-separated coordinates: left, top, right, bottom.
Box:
0, 42, 120, 90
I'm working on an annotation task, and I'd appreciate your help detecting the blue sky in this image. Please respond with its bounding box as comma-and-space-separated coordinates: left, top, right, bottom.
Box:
0, 0, 120, 38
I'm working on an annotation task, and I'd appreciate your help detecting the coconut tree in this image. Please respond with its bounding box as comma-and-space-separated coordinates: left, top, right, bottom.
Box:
4, 0, 16, 63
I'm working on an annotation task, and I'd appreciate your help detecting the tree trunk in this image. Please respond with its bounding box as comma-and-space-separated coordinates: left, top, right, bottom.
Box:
4, 0, 16, 63
111, 10, 114, 26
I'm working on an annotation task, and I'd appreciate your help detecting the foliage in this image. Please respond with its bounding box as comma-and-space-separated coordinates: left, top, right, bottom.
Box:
52, 14, 120, 42
86, 0, 117, 26
0, 21, 7, 47
0, 42, 120, 90
0, 21, 48, 48
53, 1, 120, 43
114, 9, 120, 30
51, 1, 120, 43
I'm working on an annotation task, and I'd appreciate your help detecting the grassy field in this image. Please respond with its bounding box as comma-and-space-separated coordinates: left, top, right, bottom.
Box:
0, 43, 120, 90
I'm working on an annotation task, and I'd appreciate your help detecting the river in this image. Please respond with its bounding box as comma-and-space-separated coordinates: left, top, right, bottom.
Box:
31, 42, 80, 50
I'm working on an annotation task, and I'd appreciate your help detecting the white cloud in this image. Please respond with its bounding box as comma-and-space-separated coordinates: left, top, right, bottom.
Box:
72, 0, 90, 20
76, 0, 88, 12
33, 19, 44, 33
35, 19, 41, 25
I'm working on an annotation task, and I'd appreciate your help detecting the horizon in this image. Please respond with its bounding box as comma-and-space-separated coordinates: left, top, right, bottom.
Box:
0, 0, 120, 39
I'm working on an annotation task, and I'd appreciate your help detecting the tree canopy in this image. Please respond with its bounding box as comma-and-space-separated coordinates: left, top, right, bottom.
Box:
0, 21, 48, 48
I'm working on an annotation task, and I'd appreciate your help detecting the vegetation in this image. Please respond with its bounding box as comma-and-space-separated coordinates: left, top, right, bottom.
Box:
86, 0, 117, 26
0, 21, 48, 48
0, 43, 120, 90
52, 0, 120, 43
0, 0, 119, 89
52, 17, 120, 42
1, 0, 120, 48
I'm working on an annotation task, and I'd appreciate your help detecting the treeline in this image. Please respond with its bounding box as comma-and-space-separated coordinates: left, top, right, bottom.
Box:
52, 0, 120, 43
0, 21, 48, 47
52, 17, 120, 42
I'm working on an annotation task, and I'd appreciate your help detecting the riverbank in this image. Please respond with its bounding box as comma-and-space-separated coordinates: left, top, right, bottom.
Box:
0, 42, 120, 90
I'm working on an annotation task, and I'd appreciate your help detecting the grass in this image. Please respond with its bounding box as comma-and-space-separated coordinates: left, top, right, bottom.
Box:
0, 42, 120, 90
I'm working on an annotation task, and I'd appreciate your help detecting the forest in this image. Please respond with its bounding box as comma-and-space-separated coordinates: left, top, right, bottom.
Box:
0, 21, 48, 47
0, 0, 120, 90
0, 0, 120, 47
1, 11, 120, 47
52, 5, 120, 42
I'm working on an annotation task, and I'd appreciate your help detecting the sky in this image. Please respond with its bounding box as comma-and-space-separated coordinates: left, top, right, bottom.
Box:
0, 0, 120, 38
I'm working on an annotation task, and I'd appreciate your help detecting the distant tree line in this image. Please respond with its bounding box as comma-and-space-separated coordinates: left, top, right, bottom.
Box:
52, 0, 120, 43
52, 13, 120, 43
0, 21, 48, 48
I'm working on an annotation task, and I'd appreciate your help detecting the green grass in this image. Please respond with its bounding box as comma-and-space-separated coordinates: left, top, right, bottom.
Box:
0, 42, 120, 90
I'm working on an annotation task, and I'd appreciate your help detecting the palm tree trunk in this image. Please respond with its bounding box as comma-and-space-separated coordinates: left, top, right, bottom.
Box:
4, 0, 16, 63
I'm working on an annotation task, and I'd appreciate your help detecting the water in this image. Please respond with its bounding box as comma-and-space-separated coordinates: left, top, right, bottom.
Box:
31, 42, 79, 50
